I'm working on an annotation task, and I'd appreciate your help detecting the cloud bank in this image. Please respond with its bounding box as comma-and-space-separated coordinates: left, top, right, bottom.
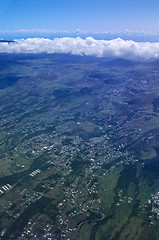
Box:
0, 37, 159, 59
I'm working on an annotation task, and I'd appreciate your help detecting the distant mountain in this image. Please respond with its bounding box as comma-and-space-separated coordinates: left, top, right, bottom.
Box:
0, 40, 15, 43
105, 58, 136, 67
148, 59, 159, 67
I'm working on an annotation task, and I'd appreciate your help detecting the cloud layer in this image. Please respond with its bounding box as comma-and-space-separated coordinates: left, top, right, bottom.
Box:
0, 37, 159, 59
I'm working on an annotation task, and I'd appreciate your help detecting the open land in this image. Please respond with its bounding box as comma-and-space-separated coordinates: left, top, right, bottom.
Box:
0, 54, 159, 239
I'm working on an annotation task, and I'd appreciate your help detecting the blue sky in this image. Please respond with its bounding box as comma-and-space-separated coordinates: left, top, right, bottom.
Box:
0, 0, 159, 36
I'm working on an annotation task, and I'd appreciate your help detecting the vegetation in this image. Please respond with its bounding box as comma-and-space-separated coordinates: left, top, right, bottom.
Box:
0, 54, 159, 239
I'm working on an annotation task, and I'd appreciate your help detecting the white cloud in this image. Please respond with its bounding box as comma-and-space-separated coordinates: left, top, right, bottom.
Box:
0, 37, 159, 59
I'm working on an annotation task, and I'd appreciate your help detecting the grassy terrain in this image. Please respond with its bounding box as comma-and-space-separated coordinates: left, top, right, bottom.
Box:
1, 55, 159, 239
98, 166, 123, 216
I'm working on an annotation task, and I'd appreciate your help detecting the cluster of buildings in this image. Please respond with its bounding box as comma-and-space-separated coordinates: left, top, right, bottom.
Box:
151, 192, 159, 216
29, 169, 41, 177
0, 184, 12, 194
